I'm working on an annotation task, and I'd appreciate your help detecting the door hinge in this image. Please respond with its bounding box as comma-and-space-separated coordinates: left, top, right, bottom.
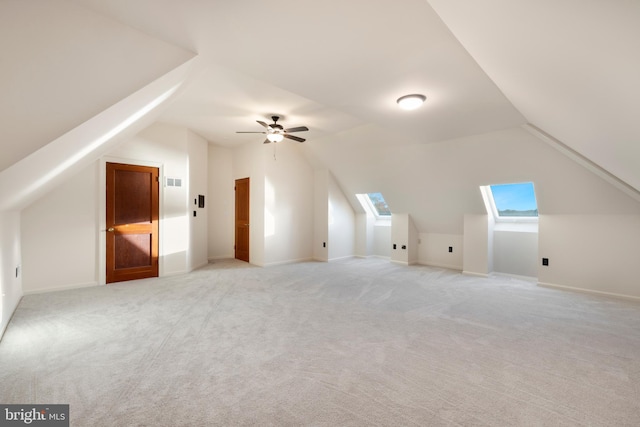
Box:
156, 176, 159, 182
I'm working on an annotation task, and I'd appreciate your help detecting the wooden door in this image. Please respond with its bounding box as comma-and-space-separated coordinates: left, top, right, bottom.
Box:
235, 177, 250, 262
106, 162, 159, 283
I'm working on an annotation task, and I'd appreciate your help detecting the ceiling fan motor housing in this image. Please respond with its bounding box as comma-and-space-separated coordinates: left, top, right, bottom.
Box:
236, 115, 308, 143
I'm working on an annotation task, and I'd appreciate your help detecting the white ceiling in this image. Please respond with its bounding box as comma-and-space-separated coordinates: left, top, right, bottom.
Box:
0, 0, 193, 171
3, 0, 639, 232
66, 0, 640, 193
71, 0, 526, 148
428, 0, 640, 192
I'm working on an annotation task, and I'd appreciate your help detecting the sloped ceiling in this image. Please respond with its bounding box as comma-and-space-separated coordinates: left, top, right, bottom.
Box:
67, 0, 639, 192
0, 0, 193, 171
72, 0, 525, 147
3, 0, 639, 233
427, 0, 640, 192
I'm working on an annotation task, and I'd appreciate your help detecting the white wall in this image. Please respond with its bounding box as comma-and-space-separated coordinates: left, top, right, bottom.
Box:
538, 215, 640, 299
419, 233, 463, 270
313, 170, 329, 261
231, 142, 314, 267
0, 211, 22, 338
187, 130, 209, 270
493, 229, 538, 278
463, 214, 489, 277
306, 127, 640, 237
22, 163, 98, 293
328, 172, 355, 261
389, 214, 420, 265
373, 225, 391, 258
354, 213, 374, 257
19, 122, 209, 297
263, 144, 314, 266
207, 144, 234, 260
407, 216, 420, 265
391, 214, 410, 264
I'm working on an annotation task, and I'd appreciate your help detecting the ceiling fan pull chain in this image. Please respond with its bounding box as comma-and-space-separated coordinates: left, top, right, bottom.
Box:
274, 143, 277, 161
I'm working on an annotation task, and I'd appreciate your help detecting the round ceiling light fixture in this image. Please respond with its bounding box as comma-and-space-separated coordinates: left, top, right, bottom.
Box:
267, 132, 284, 143
397, 94, 426, 110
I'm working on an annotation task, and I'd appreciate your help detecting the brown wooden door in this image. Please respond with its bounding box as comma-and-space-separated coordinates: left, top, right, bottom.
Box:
235, 177, 250, 262
106, 162, 159, 283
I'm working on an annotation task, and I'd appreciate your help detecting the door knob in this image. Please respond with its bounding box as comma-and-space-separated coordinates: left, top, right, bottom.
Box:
107, 227, 115, 232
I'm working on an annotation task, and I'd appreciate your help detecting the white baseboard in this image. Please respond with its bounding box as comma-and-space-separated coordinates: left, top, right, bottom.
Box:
537, 281, 640, 302
353, 255, 391, 260
263, 257, 314, 268
162, 270, 189, 278
23, 281, 99, 295
462, 271, 489, 278
390, 260, 409, 266
191, 261, 210, 271
418, 261, 463, 271
328, 255, 357, 262
208, 255, 234, 261
492, 272, 537, 282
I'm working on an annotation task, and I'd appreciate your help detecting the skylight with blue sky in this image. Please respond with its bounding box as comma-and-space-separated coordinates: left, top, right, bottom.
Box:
489, 182, 538, 217
367, 193, 391, 217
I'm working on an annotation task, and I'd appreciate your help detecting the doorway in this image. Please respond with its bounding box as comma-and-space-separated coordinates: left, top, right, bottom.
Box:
235, 177, 250, 262
106, 162, 159, 283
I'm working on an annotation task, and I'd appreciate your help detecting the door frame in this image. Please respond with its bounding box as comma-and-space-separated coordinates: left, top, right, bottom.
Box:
99, 157, 164, 285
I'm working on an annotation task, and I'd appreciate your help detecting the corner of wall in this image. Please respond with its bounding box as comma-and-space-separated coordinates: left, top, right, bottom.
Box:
0, 211, 23, 340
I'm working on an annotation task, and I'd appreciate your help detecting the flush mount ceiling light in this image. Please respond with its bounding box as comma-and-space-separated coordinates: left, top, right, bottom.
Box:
397, 94, 426, 110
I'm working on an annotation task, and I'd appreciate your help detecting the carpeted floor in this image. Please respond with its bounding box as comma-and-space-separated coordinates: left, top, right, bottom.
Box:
1, 258, 640, 426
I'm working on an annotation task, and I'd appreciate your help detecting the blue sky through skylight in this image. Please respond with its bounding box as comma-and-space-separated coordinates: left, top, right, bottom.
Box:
367, 193, 391, 216
489, 182, 538, 217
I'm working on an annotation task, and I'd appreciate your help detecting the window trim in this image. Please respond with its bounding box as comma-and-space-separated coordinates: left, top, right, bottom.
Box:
356, 193, 391, 225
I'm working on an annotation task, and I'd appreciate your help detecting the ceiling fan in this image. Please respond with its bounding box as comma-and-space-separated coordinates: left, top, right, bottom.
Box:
236, 116, 309, 144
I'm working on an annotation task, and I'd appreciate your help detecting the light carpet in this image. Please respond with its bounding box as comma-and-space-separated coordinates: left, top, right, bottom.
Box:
1, 258, 640, 426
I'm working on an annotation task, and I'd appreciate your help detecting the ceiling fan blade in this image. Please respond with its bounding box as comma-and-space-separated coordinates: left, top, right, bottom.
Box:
263, 138, 271, 144
284, 134, 305, 143
236, 131, 266, 134
257, 120, 269, 128
284, 126, 309, 133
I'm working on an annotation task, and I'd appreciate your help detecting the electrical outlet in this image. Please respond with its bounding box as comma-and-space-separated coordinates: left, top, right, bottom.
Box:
542, 258, 549, 266
323, 242, 326, 248
448, 246, 453, 253
393, 244, 397, 250
401, 245, 407, 250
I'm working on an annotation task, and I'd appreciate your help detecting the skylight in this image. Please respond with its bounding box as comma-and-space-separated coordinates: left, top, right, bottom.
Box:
489, 182, 538, 218
366, 193, 391, 217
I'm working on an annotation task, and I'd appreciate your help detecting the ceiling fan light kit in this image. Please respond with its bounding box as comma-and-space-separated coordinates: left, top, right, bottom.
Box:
397, 94, 426, 110
267, 133, 284, 143
237, 115, 309, 144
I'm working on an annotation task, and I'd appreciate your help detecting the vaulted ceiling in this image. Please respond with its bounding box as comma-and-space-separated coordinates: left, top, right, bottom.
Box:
2, 0, 639, 230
